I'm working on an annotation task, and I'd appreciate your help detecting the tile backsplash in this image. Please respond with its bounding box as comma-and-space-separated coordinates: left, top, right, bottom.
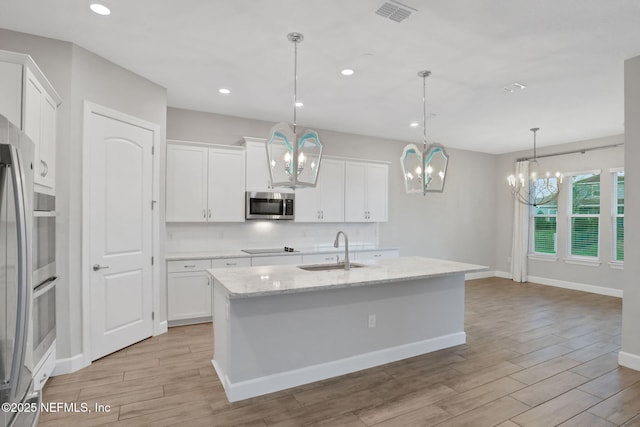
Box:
165, 222, 379, 253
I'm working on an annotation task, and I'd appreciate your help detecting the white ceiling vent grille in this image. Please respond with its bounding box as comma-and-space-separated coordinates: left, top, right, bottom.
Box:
374, 0, 417, 23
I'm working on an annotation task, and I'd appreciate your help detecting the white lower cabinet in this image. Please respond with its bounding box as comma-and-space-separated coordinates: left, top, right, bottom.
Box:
167, 259, 213, 325
168, 257, 251, 325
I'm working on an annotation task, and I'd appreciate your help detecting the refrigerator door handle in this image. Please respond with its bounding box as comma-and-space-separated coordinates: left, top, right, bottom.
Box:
6, 145, 30, 402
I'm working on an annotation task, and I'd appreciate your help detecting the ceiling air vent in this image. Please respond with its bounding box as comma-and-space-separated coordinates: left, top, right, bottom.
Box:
374, 0, 417, 23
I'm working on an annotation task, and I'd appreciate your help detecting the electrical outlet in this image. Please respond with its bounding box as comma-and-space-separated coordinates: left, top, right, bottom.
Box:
368, 314, 376, 328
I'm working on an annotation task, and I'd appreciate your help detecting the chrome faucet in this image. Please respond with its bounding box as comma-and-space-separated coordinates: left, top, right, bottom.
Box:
334, 231, 350, 270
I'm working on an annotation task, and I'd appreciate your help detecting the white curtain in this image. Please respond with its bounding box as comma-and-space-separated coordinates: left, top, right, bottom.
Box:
511, 160, 530, 282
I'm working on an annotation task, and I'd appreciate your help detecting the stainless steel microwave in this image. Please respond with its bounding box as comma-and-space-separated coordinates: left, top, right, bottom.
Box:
245, 191, 294, 220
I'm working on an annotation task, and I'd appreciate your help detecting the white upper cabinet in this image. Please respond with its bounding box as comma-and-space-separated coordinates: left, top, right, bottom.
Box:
166, 144, 208, 221
243, 137, 294, 193
208, 147, 245, 221
295, 158, 345, 222
345, 161, 388, 222
166, 141, 245, 222
0, 51, 61, 194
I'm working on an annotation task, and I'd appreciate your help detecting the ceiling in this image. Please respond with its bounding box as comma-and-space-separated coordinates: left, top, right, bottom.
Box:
2, 0, 640, 154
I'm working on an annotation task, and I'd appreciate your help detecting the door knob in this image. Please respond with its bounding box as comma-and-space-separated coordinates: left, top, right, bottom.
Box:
93, 264, 110, 271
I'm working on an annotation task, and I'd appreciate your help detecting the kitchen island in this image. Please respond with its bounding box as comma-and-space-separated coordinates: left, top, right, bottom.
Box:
209, 256, 486, 402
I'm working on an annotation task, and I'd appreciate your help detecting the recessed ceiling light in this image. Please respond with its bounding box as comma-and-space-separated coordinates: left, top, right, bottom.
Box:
218, 88, 231, 95
295, 101, 304, 107
341, 68, 355, 76
89, 3, 111, 15
409, 122, 419, 128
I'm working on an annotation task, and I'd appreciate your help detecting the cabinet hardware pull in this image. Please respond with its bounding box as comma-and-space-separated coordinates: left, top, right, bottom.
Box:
203, 209, 206, 218
184, 264, 196, 268
226, 262, 237, 266
374, 254, 382, 257
41, 160, 48, 177
208, 209, 212, 218
92, 264, 110, 271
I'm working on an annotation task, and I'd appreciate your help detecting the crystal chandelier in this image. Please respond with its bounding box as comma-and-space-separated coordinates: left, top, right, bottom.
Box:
507, 128, 564, 206
265, 33, 323, 188
400, 70, 449, 194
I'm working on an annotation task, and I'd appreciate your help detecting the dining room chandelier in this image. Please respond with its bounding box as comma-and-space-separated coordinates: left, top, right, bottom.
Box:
507, 127, 564, 206
400, 70, 449, 195
265, 32, 323, 188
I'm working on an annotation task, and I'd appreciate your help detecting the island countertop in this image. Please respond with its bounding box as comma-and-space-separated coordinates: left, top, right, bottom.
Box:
208, 256, 487, 298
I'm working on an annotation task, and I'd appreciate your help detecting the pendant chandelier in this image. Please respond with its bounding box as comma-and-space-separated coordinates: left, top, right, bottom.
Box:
400, 70, 449, 195
507, 128, 564, 206
265, 33, 323, 188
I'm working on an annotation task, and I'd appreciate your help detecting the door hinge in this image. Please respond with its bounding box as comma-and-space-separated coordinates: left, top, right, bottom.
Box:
151, 200, 158, 210
151, 256, 154, 265
151, 146, 155, 155
152, 311, 155, 320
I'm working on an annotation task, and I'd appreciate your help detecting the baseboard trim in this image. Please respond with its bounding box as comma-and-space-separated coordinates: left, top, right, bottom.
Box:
528, 275, 623, 298
53, 353, 89, 376
619, 351, 640, 371
213, 331, 465, 402
495, 271, 512, 279
156, 320, 169, 335
465, 271, 496, 280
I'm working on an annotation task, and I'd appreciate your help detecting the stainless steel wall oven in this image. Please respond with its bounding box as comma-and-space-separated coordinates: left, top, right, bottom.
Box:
31, 192, 56, 372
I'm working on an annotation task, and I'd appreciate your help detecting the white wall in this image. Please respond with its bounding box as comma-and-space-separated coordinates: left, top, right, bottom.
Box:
495, 135, 624, 292
620, 55, 640, 370
0, 28, 168, 361
167, 107, 499, 268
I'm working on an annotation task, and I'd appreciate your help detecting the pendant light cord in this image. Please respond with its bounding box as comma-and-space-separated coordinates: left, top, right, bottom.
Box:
292, 37, 298, 134
422, 74, 427, 151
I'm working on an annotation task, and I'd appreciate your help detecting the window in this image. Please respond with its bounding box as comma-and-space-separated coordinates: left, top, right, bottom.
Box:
531, 178, 558, 254
613, 170, 624, 261
569, 172, 600, 258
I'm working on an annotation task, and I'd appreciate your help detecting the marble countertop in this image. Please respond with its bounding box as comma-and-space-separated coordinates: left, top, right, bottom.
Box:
166, 245, 399, 261
209, 256, 487, 298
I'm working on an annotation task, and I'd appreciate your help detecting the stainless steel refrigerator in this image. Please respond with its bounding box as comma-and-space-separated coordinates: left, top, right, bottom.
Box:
0, 114, 39, 427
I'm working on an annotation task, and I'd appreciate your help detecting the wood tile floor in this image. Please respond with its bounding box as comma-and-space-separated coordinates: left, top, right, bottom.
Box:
40, 278, 640, 426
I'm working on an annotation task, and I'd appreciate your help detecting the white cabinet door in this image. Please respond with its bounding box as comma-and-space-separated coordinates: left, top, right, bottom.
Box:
319, 159, 345, 222
0, 55, 60, 194
294, 185, 320, 222
24, 67, 58, 192
167, 271, 212, 321
345, 162, 368, 222
244, 138, 293, 193
366, 163, 388, 222
37, 94, 57, 190
208, 148, 245, 222
345, 161, 388, 222
166, 144, 209, 222
245, 139, 271, 192
295, 159, 345, 222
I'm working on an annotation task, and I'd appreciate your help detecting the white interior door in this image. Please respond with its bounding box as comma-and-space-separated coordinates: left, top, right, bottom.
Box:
88, 111, 153, 361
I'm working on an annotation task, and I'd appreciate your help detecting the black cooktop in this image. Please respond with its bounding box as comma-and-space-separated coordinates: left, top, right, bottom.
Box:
241, 247, 299, 254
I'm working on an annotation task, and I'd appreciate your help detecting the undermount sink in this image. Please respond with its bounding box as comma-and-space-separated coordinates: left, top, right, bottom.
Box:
297, 262, 365, 272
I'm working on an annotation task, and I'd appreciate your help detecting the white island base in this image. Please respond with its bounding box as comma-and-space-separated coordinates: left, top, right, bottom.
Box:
210, 257, 485, 402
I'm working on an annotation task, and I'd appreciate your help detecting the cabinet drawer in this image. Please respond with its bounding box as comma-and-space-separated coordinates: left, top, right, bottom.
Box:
302, 253, 345, 264
211, 257, 251, 268
354, 250, 399, 262
167, 259, 212, 273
